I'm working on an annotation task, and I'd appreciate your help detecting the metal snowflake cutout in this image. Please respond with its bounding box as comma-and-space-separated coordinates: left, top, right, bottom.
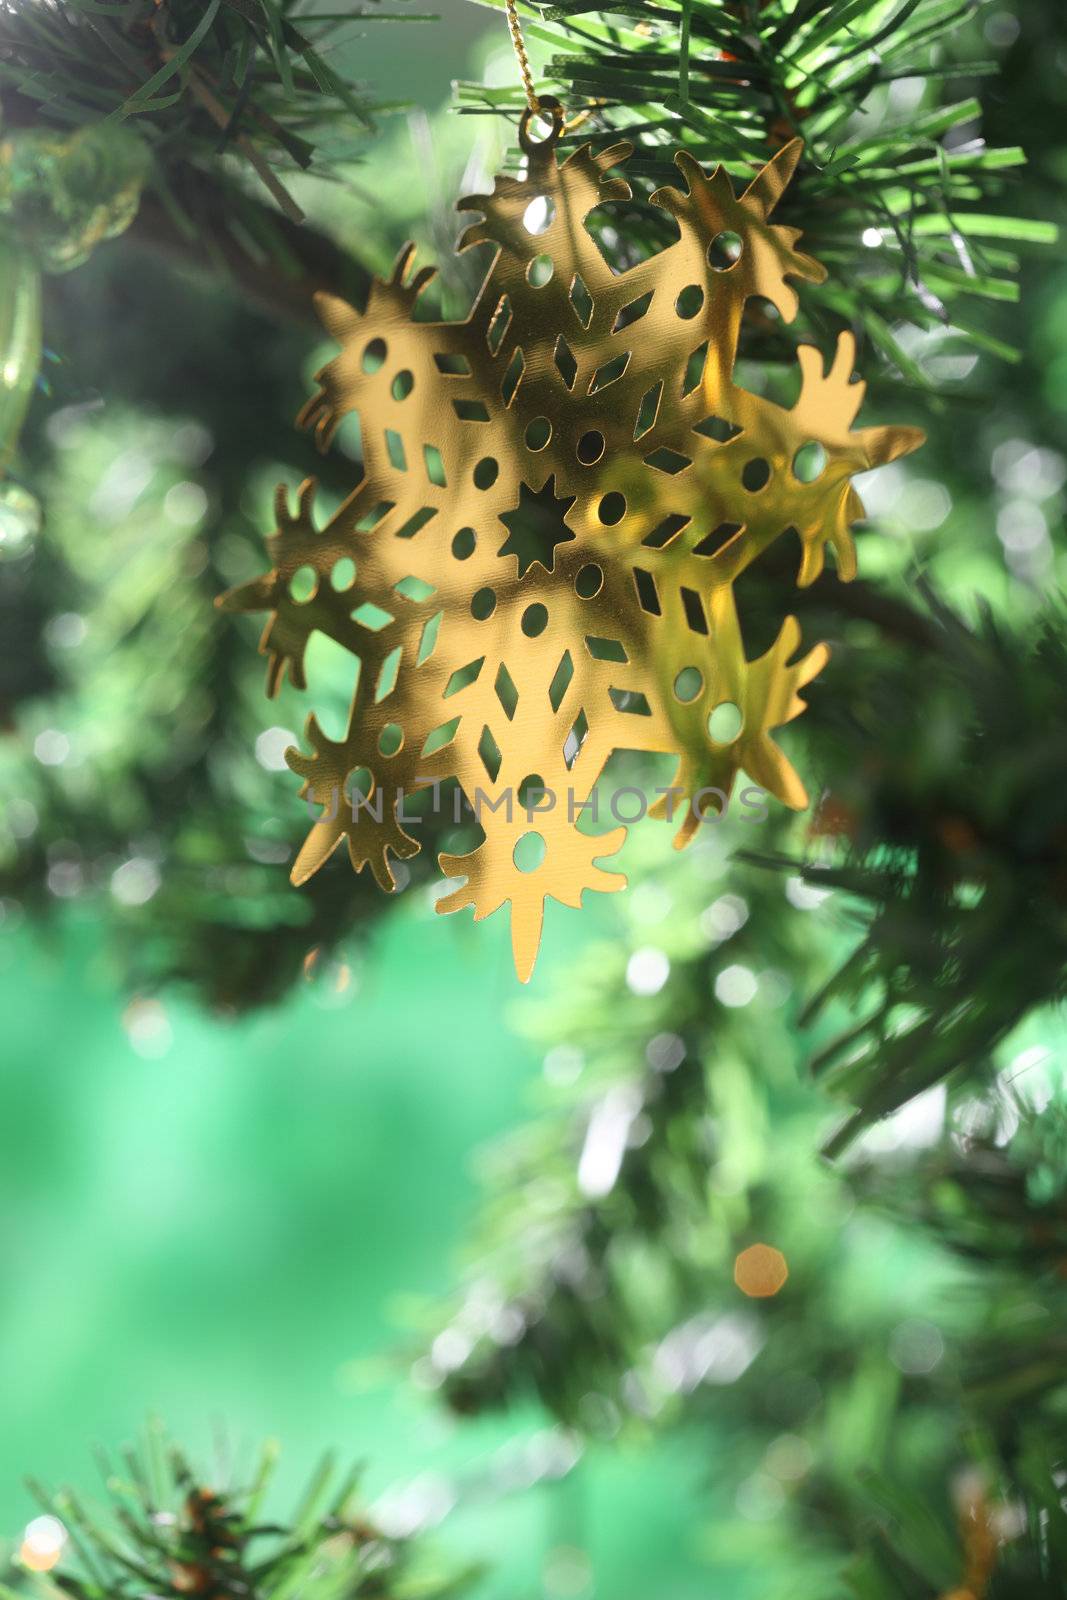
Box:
220, 109, 923, 980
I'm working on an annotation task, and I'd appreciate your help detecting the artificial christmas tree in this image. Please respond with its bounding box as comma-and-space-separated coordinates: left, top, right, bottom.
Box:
2, 0, 1065, 1595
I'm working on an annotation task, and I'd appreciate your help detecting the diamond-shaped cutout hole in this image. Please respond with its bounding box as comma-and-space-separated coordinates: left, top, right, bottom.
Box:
424, 446, 446, 486
501, 347, 525, 406
548, 650, 573, 712
633, 568, 661, 615
385, 429, 407, 471
692, 522, 742, 557
564, 708, 589, 770
554, 334, 578, 390
394, 575, 435, 602
645, 447, 692, 476
375, 645, 402, 703
356, 500, 394, 532
585, 636, 628, 663
495, 663, 518, 720
681, 588, 709, 635
682, 341, 708, 396
589, 352, 631, 394
694, 414, 743, 443
569, 274, 594, 328
417, 609, 443, 664
445, 657, 485, 698
434, 353, 471, 375
454, 399, 490, 422
478, 724, 502, 782
396, 506, 438, 540
642, 513, 689, 549
487, 295, 512, 356
613, 291, 653, 333
608, 687, 652, 716
634, 382, 662, 440
352, 601, 394, 632
421, 716, 459, 756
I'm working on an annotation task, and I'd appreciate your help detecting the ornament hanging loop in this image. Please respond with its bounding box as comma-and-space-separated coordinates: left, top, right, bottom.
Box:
505, 0, 540, 111
519, 95, 565, 156
505, 0, 565, 148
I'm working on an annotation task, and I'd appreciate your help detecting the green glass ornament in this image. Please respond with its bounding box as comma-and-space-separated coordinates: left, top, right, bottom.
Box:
0, 236, 41, 484
0, 478, 42, 562
0, 124, 148, 273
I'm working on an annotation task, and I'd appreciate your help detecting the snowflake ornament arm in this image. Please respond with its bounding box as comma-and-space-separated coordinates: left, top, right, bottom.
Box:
219, 114, 923, 980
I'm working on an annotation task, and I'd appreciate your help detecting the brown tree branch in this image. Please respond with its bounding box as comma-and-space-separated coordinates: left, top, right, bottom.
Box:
128, 173, 371, 327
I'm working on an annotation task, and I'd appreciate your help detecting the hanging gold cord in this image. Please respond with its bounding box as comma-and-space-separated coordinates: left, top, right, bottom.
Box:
504, 0, 542, 113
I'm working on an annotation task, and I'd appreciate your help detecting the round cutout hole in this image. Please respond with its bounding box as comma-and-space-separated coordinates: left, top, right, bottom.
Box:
518, 773, 546, 808
378, 722, 404, 757
330, 557, 356, 591
471, 586, 496, 620
598, 492, 627, 526
575, 563, 604, 599
513, 831, 547, 872
522, 197, 555, 235
521, 603, 549, 637
793, 441, 827, 483
452, 527, 476, 560
343, 766, 374, 803
391, 369, 414, 400
361, 338, 387, 374
746, 294, 780, 325
525, 416, 552, 451
708, 231, 743, 270
289, 564, 317, 602
742, 457, 771, 493
674, 666, 703, 703
473, 457, 499, 490
577, 430, 605, 465
675, 284, 704, 319
708, 701, 743, 742
526, 254, 554, 287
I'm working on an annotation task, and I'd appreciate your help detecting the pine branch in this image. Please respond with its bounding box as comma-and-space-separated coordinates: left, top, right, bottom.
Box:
418, 830, 1067, 1593
458, 0, 1054, 377
0, 0, 416, 301
750, 593, 1067, 1154
10, 1423, 479, 1600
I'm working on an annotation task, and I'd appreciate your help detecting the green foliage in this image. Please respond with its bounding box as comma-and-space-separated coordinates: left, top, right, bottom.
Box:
418, 821, 1067, 1592
0, 281, 445, 1005
3, 1424, 476, 1600
460, 0, 1054, 377
2, 1, 1067, 1594
763, 593, 1067, 1153
0, 0, 423, 304
422, 823, 836, 1422
0, 0, 377, 182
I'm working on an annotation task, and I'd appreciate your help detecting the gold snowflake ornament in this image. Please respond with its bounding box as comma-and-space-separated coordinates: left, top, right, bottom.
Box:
220, 109, 923, 980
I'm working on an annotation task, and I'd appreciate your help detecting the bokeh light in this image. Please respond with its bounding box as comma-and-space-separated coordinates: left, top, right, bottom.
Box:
734, 1244, 789, 1299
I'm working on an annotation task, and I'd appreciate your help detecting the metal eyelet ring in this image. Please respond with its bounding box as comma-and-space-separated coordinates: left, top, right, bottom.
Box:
519, 96, 565, 156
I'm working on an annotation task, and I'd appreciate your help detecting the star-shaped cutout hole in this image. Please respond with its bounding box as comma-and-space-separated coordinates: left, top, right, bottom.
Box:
498, 476, 576, 578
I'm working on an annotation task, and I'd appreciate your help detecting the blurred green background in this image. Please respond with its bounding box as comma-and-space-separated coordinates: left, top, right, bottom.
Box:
2, 837, 742, 1597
